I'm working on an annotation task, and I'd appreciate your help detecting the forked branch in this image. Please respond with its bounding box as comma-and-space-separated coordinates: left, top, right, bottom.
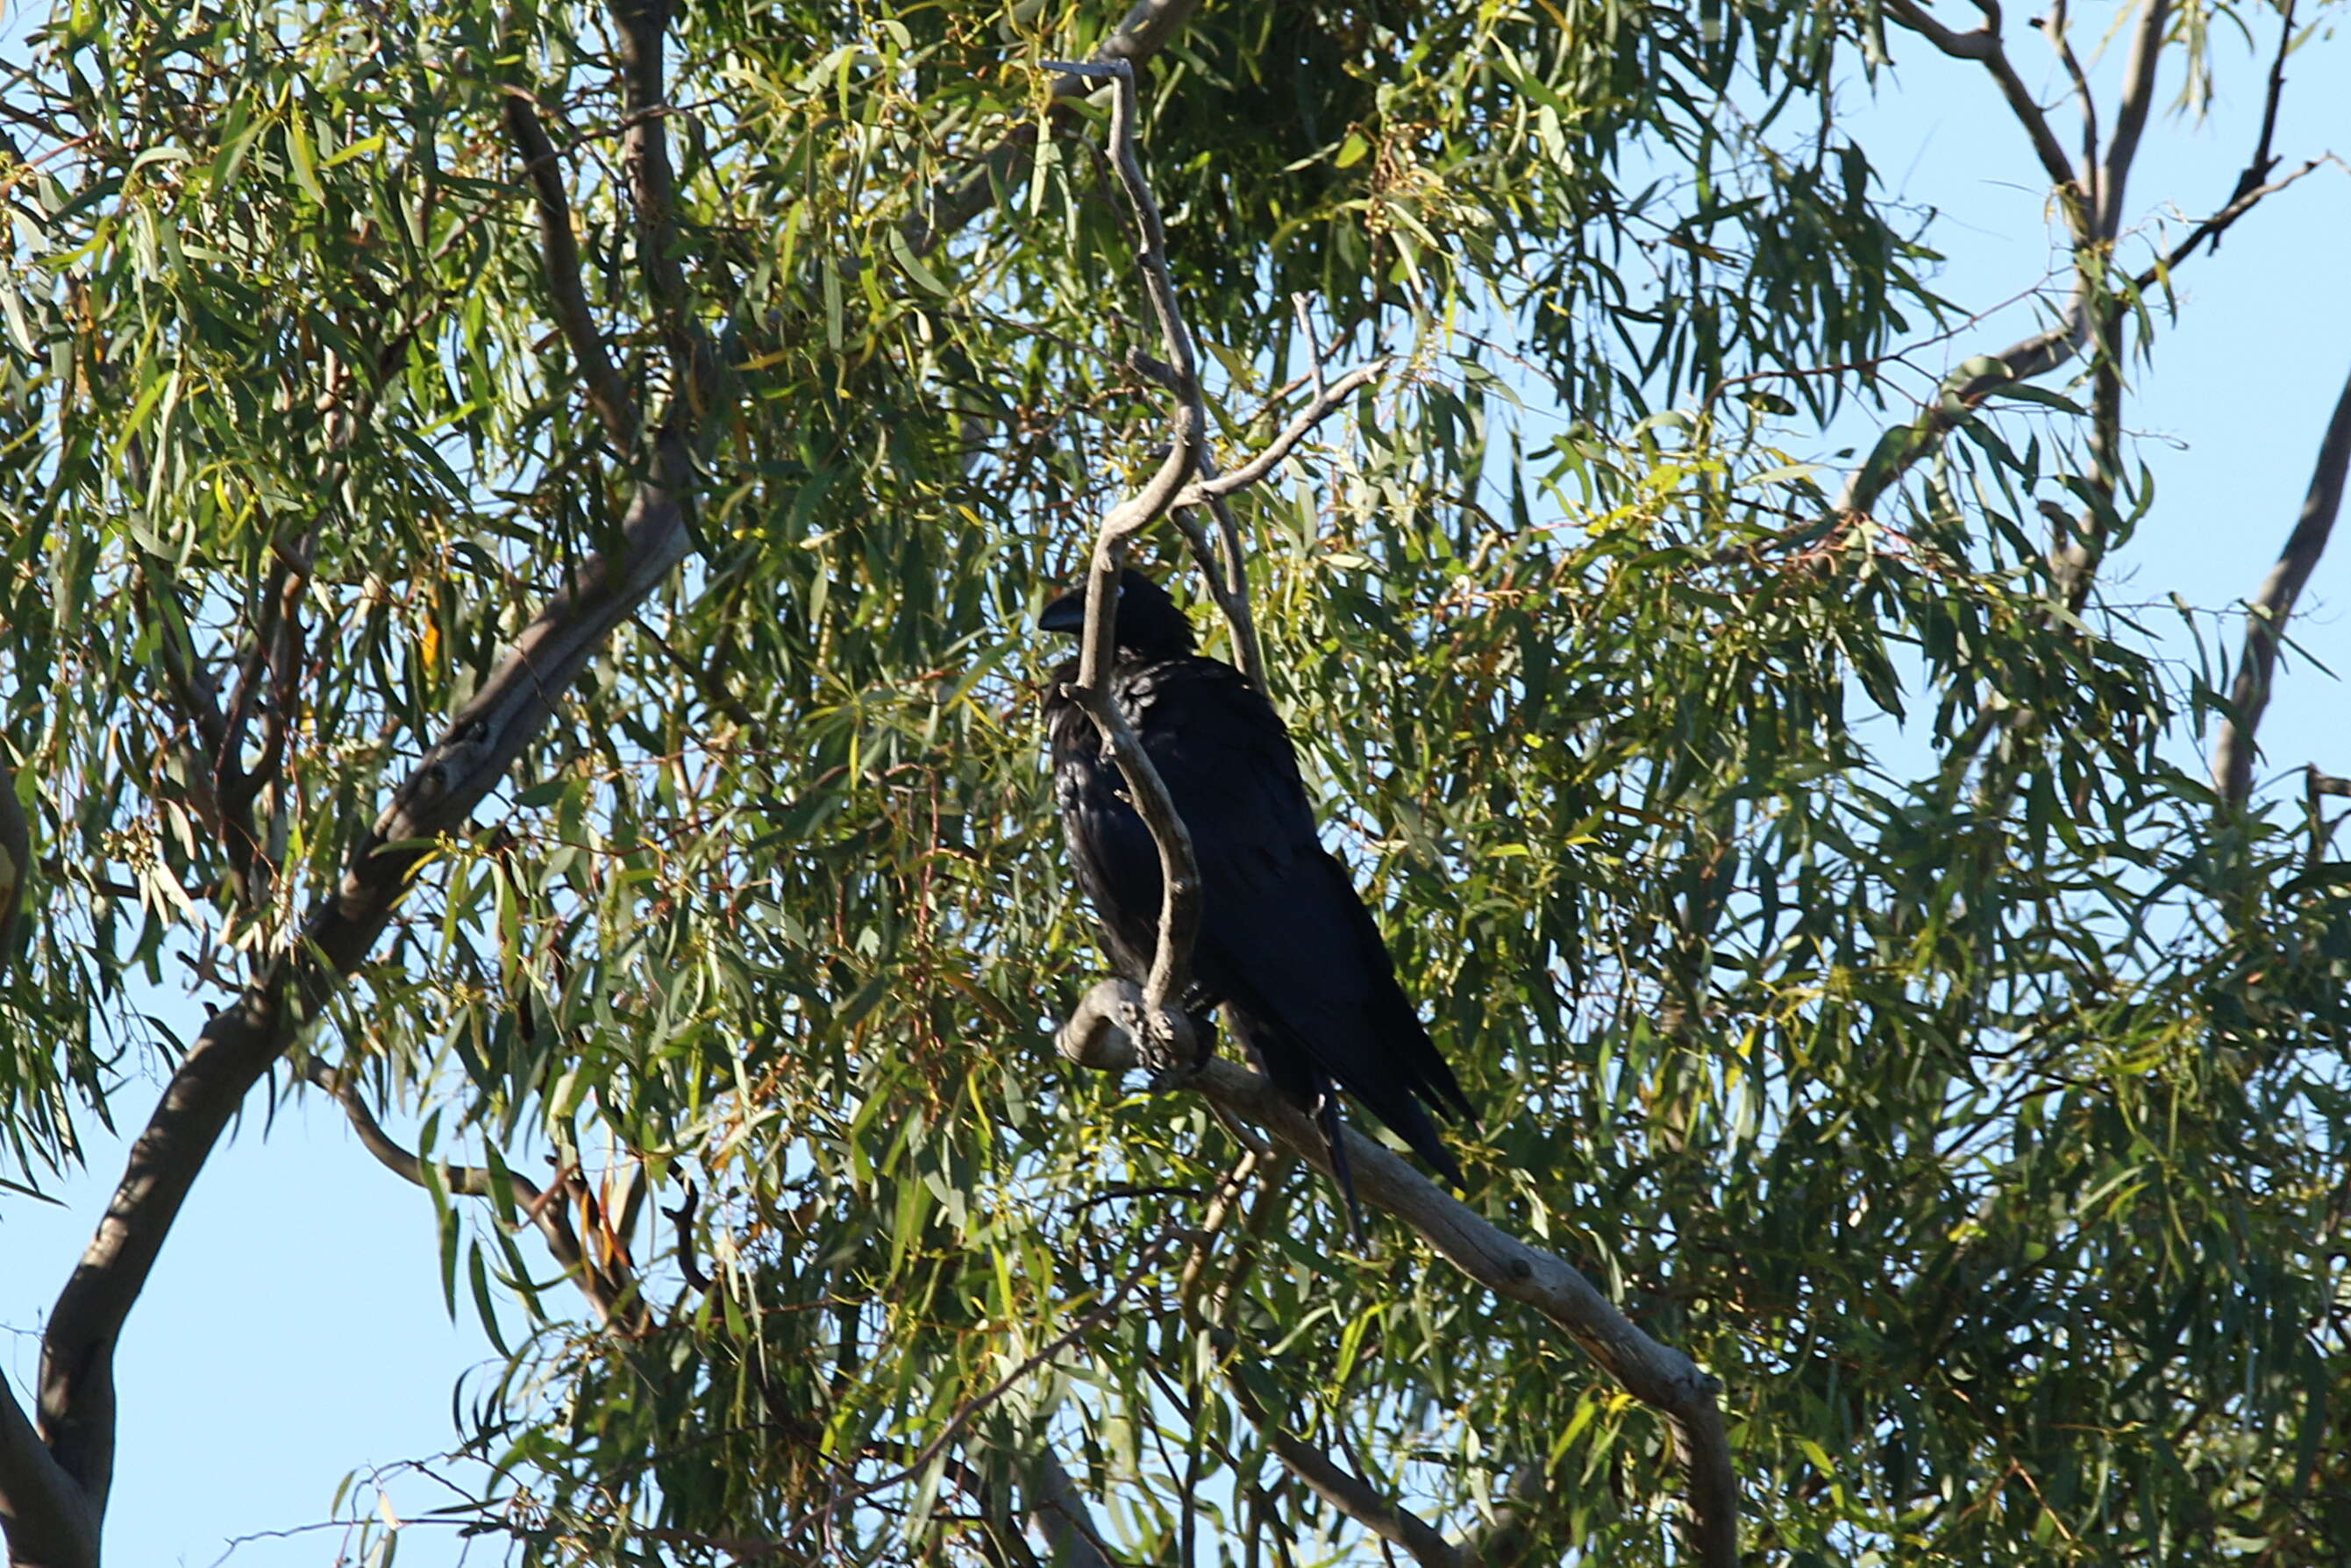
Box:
1044, 61, 1382, 1062
903, 0, 1206, 255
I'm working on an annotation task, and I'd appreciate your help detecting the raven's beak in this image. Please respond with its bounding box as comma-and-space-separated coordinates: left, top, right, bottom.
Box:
1037, 588, 1087, 634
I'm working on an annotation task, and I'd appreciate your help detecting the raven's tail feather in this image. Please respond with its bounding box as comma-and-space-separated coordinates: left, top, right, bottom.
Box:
1315, 1089, 1367, 1241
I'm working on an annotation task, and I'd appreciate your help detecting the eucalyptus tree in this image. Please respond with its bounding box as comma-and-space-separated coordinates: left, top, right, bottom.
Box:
3, 0, 2347, 1564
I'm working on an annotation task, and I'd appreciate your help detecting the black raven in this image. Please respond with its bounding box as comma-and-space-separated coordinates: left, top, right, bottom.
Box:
1040, 568, 1473, 1226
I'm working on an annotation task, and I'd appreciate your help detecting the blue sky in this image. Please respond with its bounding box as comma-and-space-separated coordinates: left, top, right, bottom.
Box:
5, 9, 2349, 1565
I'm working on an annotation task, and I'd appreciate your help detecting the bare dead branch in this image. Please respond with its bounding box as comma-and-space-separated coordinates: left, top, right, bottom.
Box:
2212, 358, 2351, 806
1058, 980, 1739, 1568
1046, 57, 1210, 1058
500, 83, 642, 450
2098, 0, 2175, 239
304, 1062, 638, 1328
903, 0, 1206, 256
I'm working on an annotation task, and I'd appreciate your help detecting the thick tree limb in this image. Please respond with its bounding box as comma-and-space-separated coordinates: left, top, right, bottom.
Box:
26, 425, 695, 1550
304, 1063, 638, 1329
609, 0, 720, 414
903, 0, 1205, 256
0, 1378, 93, 1568
2212, 359, 2351, 806
1058, 980, 1739, 1568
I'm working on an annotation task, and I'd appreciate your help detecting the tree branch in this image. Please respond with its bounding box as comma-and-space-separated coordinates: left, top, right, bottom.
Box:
1450, 1460, 1557, 1568
304, 1062, 638, 1328
2040, 1, 2100, 210
1172, 362, 1389, 509
0, 744, 26, 980
0, 1372, 95, 1568
1835, 307, 2091, 517
608, 0, 717, 411
903, 0, 1205, 256
1058, 980, 1739, 1568
1835, 142, 2330, 524
1024, 1448, 1122, 1568
1050, 58, 1211, 1066
2212, 358, 2351, 806
499, 83, 641, 451
1881, 0, 2088, 230
2143, 156, 2330, 285
33, 424, 697, 1527
1220, 1365, 1459, 1568
2098, 0, 2175, 240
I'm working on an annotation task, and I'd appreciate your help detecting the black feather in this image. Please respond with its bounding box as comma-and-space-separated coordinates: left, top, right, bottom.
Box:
1040, 570, 1473, 1229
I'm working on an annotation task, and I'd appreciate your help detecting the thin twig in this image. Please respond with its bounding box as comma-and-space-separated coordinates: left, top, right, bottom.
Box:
902, 0, 1207, 255
305, 1062, 639, 1329
773, 1230, 1181, 1552
2040, 0, 2100, 209
1173, 361, 1389, 507
1882, 0, 2088, 232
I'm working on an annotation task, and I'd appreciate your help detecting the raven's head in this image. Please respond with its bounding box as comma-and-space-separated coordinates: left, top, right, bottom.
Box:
1038, 568, 1197, 658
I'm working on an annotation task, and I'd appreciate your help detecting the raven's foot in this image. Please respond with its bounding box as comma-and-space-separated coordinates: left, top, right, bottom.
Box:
1056, 979, 1201, 1082
1142, 1051, 1207, 1093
